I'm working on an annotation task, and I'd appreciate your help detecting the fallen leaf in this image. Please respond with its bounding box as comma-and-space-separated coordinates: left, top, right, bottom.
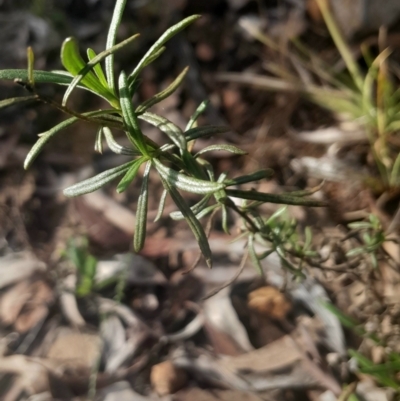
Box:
150, 360, 188, 396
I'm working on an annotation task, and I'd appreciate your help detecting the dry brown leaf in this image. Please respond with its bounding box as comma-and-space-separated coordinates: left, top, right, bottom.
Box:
46, 328, 103, 370
0, 278, 53, 332
174, 388, 264, 401
0, 280, 32, 326
150, 361, 188, 396
247, 286, 292, 320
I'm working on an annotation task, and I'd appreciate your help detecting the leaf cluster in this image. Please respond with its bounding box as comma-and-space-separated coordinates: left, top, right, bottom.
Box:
0, 0, 324, 269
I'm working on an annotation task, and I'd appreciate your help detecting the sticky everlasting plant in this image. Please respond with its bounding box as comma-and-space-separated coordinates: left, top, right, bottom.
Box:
0, 0, 325, 270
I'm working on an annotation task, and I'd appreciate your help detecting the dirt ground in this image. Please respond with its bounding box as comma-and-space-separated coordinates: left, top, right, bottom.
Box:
1, 1, 400, 400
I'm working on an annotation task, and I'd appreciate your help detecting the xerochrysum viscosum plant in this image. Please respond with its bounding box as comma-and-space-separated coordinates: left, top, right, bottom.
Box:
0, 0, 325, 269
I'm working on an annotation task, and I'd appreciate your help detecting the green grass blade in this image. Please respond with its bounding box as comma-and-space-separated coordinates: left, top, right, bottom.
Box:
64, 161, 134, 197
134, 161, 151, 252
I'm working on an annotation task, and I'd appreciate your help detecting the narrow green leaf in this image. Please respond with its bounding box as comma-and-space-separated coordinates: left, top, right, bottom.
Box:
62, 34, 140, 106
214, 172, 228, 204
160, 125, 231, 153
186, 100, 209, 130
224, 169, 274, 186
248, 235, 263, 275
225, 189, 327, 207
87, 48, 108, 87
0, 69, 74, 85
134, 161, 151, 252
142, 47, 166, 68
265, 206, 288, 224
195, 203, 219, 220
24, 109, 119, 169
186, 125, 231, 142
0, 96, 37, 110
105, 0, 127, 92
221, 205, 230, 234
94, 128, 103, 153
128, 15, 201, 84
154, 189, 168, 222
158, 172, 212, 268
194, 144, 247, 158
153, 158, 225, 194
116, 157, 146, 193
64, 161, 134, 197
181, 149, 208, 180
102, 127, 139, 155
170, 195, 211, 220
119, 71, 149, 155
139, 112, 186, 151
61, 37, 108, 101
136, 67, 189, 114
27, 47, 34, 86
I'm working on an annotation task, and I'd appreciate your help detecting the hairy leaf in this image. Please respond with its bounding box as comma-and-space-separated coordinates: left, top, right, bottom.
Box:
128, 15, 201, 84
153, 158, 225, 194
105, 0, 127, 92
64, 161, 134, 197
225, 189, 327, 207
116, 157, 147, 193
134, 161, 151, 252
194, 144, 247, 158
154, 189, 168, 222
158, 172, 212, 268
170, 194, 211, 220
186, 100, 209, 130
119, 71, 148, 155
102, 127, 139, 155
0, 96, 37, 110
139, 112, 186, 150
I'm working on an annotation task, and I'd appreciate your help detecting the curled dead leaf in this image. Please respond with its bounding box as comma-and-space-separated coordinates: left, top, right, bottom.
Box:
247, 286, 291, 320
150, 360, 188, 396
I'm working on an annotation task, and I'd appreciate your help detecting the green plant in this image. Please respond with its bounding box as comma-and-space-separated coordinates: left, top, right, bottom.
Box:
64, 238, 98, 297
325, 302, 400, 393
224, 0, 400, 191
346, 214, 387, 269
0, 0, 325, 271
